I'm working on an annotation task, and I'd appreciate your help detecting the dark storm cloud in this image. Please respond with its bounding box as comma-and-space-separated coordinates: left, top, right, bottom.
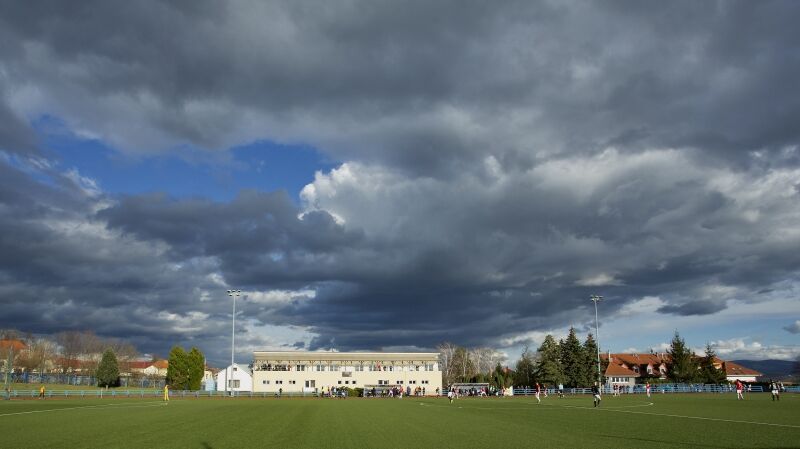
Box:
1, 1, 798, 171
0, 1, 799, 361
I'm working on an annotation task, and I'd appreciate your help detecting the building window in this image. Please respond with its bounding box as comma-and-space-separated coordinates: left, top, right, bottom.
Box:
425, 364, 434, 371
397, 380, 403, 384
422, 380, 429, 384
276, 380, 283, 384
297, 365, 306, 371
316, 365, 324, 372
338, 381, 342, 385
355, 365, 364, 372
331, 365, 340, 371
263, 380, 269, 385
289, 380, 296, 385
228, 380, 240, 388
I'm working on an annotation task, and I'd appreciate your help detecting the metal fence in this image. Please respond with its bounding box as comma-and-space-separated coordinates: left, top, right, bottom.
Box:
511, 383, 776, 395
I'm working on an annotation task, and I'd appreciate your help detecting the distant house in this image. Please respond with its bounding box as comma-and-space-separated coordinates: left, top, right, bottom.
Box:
203, 366, 218, 391
602, 352, 761, 385
216, 363, 252, 393
720, 360, 761, 382
130, 360, 169, 377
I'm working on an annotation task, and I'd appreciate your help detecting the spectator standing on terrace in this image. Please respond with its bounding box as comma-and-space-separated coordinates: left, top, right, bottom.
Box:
592, 383, 601, 407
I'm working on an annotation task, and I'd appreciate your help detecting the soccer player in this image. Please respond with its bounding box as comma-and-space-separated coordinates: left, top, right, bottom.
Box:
558, 383, 564, 398
591, 382, 601, 407
39, 385, 45, 399
770, 380, 780, 401
735, 380, 744, 400
646, 382, 651, 398
163, 384, 169, 402
448, 389, 454, 404
534, 382, 541, 403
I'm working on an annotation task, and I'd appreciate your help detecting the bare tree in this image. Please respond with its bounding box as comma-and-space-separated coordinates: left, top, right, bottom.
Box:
469, 347, 507, 375
17, 335, 57, 374
437, 342, 459, 386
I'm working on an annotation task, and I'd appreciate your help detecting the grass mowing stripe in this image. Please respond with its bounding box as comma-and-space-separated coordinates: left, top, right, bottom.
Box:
0, 401, 166, 418
552, 402, 800, 429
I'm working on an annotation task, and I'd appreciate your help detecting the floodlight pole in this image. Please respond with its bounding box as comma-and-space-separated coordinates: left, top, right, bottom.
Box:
227, 289, 241, 396
590, 295, 603, 387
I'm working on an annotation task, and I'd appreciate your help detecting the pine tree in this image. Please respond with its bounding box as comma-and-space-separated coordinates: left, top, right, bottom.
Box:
535, 335, 564, 385
96, 349, 119, 387
699, 343, 726, 384
583, 333, 601, 386
166, 346, 189, 390
560, 328, 586, 387
667, 331, 698, 382
187, 347, 205, 390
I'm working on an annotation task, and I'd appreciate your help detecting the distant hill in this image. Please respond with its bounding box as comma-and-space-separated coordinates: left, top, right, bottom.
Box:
733, 359, 797, 380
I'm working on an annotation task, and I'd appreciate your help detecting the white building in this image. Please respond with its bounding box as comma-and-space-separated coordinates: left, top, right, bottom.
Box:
216, 363, 253, 393
252, 351, 442, 395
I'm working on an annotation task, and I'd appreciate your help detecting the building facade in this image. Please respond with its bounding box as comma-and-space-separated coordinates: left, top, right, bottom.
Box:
216, 363, 253, 393
251, 351, 442, 395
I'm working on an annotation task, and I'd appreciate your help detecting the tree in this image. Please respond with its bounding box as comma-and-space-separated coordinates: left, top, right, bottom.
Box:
491, 364, 514, 390
514, 344, 536, 387
667, 331, 698, 382
560, 328, 586, 387
166, 346, 189, 390
698, 343, 726, 384
535, 335, 564, 385
96, 349, 120, 387
187, 347, 205, 391
451, 346, 476, 382
437, 342, 459, 386
583, 333, 601, 386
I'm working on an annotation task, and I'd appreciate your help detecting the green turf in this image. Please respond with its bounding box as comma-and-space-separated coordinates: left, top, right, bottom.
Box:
0, 394, 797, 448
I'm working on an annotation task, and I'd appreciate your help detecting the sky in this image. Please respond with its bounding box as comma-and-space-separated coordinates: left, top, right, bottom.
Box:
0, 0, 799, 368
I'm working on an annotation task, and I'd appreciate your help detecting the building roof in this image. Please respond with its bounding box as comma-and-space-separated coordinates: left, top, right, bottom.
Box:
605, 363, 640, 377
723, 361, 762, 377
601, 353, 668, 366
252, 351, 440, 362
152, 360, 168, 369
0, 339, 27, 352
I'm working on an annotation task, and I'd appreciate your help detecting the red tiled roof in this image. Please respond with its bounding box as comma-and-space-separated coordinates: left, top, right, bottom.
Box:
0, 339, 27, 352
129, 361, 154, 369
152, 360, 168, 369
605, 363, 640, 377
723, 361, 762, 377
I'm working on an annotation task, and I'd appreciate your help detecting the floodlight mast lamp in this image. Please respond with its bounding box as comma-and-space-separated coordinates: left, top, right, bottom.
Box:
590, 295, 603, 386
227, 289, 241, 396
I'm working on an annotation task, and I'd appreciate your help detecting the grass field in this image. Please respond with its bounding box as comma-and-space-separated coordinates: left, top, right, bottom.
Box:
0, 393, 797, 448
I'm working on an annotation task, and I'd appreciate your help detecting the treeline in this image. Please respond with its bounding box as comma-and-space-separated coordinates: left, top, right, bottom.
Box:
1, 328, 139, 376
516, 328, 600, 388
667, 332, 726, 384
436, 343, 513, 389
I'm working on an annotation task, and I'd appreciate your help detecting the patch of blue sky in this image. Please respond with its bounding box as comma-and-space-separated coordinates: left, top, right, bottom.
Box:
31, 114, 337, 202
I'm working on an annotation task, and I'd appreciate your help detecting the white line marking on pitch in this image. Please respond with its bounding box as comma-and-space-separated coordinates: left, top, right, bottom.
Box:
0, 401, 166, 418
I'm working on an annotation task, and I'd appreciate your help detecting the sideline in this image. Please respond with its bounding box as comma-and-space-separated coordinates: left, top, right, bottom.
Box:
0, 401, 167, 418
